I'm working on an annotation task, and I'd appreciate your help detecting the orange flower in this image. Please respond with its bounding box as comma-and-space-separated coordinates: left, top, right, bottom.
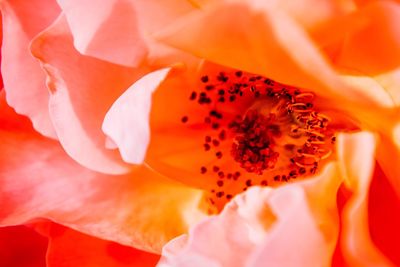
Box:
1, 0, 400, 266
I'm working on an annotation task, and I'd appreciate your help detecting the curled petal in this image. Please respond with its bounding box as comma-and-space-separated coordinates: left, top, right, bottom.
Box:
102, 67, 172, 164
0, 0, 60, 138
337, 132, 394, 266
0, 92, 207, 253
159, 163, 341, 267
30, 14, 149, 174
57, 0, 148, 66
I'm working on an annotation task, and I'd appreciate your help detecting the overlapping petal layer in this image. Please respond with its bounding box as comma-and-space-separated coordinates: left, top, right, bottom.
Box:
158, 132, 395, 266
337, 133, 394, 266
0, 91, 206, 253
33, 221, 160, 267
0, 0, 60, 138
102, 67, 172, 164
30, 14, 149, 174
57, 0, 148, 66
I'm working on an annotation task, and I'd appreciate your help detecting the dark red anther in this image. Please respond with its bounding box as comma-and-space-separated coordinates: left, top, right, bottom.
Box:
218, 171, 225, 178
217, 180, 224, 187
226, 194, 233, 199
212, 123, 220, 130
284, 144, 295, 151
204, 144, 211, 151
189, 91, 197, 101
216, 191, 225, 198
181, 116, 188, 123
261, 180, 268, 186
212, 139, 220, 147
216, 151, 223, 159
201, 75, 209, 83
217, 72, 228, 82
200, 166, 207, 174
205, 85, 215, 91
235, 71, 243, 77
213, 166, 220, 172
218, 130, 226, 140
205, 136, 212, 142
274, 175, 281, 181
245, 179, 252, 186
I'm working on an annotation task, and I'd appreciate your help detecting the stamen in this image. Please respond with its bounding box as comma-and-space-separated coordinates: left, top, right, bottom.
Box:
180, 70, 340, 210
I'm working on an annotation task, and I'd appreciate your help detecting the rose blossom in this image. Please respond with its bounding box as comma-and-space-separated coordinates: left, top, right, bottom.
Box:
1, 0, 400, 266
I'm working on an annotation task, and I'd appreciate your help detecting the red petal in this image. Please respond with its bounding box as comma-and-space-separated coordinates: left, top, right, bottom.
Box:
35, 222, 160, 267
0, 225, 48, 267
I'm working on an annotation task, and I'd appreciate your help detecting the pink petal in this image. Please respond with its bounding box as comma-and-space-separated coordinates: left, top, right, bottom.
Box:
57, 0, 148, 66
0, 92, 206, 252
1, 0, 60, 138
30, 15, 149, 174
337, 132, 394, 266
159, 163, 341, 267
102, 68, 172, 164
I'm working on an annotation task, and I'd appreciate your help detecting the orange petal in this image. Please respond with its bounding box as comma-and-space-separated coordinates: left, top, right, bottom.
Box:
337, 132, 394, 266
133, 0, 196, 35
0, 225, 48, 267
335, 0, 400, 75
372, 69, 400, 106
102, 68, 172, 164
0, 0, 60, 138
156, 1, 379, 109
159, 163, 341, 267
57, 0, 148, 66
0, 92, 206, 253
30, 14, 150, 174
35, 222, 160, 267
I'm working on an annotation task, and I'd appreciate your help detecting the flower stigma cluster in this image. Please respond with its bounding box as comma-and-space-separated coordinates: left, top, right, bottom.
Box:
181, 70, 350, 211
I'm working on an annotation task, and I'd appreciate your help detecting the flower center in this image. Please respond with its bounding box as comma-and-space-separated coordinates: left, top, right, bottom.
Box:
181, 70, 338, 211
